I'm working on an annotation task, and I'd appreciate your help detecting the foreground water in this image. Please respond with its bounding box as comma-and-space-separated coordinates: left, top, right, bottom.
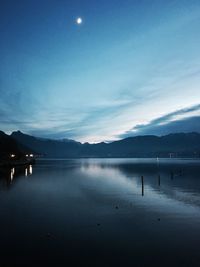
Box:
0, 158, 200, 267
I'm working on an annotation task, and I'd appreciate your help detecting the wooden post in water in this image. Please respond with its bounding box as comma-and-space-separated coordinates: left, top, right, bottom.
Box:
158, 174, 160, 186
141, 176, 144, 196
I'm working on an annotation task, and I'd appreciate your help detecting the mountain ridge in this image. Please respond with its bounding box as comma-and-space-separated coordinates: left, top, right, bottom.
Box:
10, 131, 200, 158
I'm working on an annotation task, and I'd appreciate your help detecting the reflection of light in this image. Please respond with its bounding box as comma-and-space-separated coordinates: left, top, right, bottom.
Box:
10, 154, 15, 158
26, 154, 29, 157
29, 165, 33, 175
30, 154, 33, 157
10, 168, 15, 181
25, 165, 33, 177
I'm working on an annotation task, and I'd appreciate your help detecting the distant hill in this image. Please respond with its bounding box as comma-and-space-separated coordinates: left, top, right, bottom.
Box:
11, 131, 82, 158
0, 131, 22, 160
10, 131, 200, 158
0, 131, 35, 161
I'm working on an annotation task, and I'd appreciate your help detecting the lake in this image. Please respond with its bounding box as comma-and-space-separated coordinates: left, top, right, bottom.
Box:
0, 158, 200, 267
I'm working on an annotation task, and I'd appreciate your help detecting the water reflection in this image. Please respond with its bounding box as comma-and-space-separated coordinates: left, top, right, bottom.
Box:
0, 158, 200, 267
25, 165, 33, 177
10, 167, 15, 182
78, 158, 200, 209
0, 164, 33, 188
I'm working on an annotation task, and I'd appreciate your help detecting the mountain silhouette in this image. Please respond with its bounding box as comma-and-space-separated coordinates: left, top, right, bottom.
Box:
11, 131, 82, 158
0, 131, 35, 162
10, 131, 200, 158
0, 131, 21, 160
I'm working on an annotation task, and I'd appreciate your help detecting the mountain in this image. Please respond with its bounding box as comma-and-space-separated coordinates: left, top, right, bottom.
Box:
11, 131, 200, 158
105, 133, 200, 157
11, 131, 82, 158
0, 131, 35, 161
0, 131, 22, 160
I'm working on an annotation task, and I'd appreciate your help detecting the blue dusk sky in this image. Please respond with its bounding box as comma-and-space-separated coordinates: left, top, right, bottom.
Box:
0, 0, 200, 142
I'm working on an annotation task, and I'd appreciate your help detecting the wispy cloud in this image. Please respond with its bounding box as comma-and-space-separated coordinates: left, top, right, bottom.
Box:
120, 104, 200, 139
1, 2, 200, 142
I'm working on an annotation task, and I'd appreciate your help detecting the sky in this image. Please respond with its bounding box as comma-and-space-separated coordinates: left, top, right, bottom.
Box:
0, 0, 200, 143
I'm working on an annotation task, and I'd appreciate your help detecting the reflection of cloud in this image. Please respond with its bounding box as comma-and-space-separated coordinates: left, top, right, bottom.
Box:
79, 159, 200, 214
120, 104, 200, 139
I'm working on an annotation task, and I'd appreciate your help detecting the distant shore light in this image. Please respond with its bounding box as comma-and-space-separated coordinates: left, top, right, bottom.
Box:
26, 154, 34, 157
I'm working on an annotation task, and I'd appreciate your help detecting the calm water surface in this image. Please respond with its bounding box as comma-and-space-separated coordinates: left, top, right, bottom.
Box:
0, 158, 200, 267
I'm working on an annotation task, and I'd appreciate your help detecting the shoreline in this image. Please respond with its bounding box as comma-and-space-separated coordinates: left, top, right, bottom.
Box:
0, 158, 35, 168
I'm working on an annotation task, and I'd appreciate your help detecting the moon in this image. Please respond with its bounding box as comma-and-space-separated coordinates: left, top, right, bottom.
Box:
76, 17, 82, 25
